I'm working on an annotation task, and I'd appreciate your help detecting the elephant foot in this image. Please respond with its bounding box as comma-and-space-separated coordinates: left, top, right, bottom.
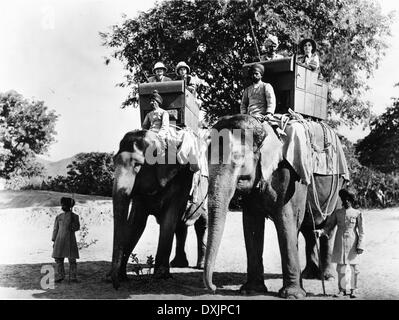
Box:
278, 284, 306, 299
323, 270, 335, 281
239, 281, 268, 295
302, 263, 321, 280
154, 265, 172, 279
170, 256, 189, 268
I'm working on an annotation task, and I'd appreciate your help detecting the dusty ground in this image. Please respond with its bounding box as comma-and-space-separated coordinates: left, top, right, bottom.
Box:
0, 190, 398, 300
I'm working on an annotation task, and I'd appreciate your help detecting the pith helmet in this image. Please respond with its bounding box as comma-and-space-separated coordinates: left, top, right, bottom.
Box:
175, 61, 191, 75
299, 38, 317, 54
152, 62, 167, 74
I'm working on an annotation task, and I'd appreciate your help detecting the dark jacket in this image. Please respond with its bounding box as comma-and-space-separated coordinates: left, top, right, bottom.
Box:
52, 211, 80, 259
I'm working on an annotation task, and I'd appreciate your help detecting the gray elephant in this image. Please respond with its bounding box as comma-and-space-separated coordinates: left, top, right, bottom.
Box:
109, 130, 208, 289
203, 114, 347, 299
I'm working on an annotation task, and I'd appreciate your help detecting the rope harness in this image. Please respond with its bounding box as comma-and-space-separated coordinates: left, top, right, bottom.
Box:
296, 117, 341, 220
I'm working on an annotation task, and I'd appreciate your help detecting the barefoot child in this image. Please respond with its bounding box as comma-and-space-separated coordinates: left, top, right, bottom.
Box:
316, 189, 365, 298
52, 197, 80, 283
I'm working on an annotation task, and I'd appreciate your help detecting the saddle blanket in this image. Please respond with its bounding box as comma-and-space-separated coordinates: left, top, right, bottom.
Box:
157, 127, 208, 174
284, 120, 349, 185
269, 114, 349, 185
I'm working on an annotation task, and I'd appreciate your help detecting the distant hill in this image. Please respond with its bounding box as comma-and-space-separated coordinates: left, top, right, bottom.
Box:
36, 156, 76, 178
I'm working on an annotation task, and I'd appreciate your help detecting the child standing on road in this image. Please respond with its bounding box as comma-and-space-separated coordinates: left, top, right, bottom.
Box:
316, 189, 365, 298
52, 197, 80, 283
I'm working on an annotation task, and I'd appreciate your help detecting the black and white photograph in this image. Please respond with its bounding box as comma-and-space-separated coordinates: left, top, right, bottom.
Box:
1, 0, 399, 310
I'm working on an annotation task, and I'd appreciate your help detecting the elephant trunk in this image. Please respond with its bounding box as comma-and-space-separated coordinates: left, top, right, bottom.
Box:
203, 167, 236, 292
110, 154, 137, 289
203, 204, 227, 292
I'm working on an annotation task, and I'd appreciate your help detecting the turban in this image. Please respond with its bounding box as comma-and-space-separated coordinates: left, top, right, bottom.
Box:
150, 90, 163, 105
250, 63, 264, 75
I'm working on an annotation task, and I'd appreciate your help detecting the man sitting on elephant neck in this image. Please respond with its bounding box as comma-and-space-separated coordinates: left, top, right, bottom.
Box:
240, 63, 276, 120
142, 90, 169, 141
240, 64, 279, 198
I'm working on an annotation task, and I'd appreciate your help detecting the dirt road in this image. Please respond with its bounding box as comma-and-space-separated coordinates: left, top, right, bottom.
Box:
0, 190, 398, 299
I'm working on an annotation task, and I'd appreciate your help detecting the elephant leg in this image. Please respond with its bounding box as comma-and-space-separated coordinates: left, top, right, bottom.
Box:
154, 209, 181, 279
240, 198, 267, 295
170, 222, 189, 268
274, 205, 306, 299
320, 228, 335, 280
119, 200, 149, 281
154, 185, 191, 279
194, 212, 208, 269
273, 175, 307, 299
301, 225, 321, 280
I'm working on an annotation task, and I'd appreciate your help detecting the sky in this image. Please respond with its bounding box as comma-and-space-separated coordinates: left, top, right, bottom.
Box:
1, 0, 399, 161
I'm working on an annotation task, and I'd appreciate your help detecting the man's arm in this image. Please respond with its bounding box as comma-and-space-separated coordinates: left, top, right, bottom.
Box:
315, 209, 337, 239
309, 54, 320, 71
72, 214, 80, 232
159, 110, 169, 134
142, 113, 150, 130
240, 88, 249, 114
356, 212, 365, 251
52, 216, 59, 242
265, 83, 276, 114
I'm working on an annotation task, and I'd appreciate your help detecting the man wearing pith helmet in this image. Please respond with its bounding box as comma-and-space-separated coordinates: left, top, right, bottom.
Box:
175, 61, 197, 95
240, 63, 276, 118
148, 61, 172, 83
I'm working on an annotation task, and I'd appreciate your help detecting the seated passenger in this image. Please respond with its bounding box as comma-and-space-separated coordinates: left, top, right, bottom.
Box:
260, 34, 284, 61
175, 61, 197, 96
296, 38, 320, 72
148, 62, 172, 83
240, 63, 276, 119
142, 90, 169, 139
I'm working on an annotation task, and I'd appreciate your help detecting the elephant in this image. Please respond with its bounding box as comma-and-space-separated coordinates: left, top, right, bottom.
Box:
108, 129, 208, 289
203, 114, 346, 299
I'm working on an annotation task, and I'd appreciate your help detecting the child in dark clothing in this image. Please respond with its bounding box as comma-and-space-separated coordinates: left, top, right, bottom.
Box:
52, 197, 80, 283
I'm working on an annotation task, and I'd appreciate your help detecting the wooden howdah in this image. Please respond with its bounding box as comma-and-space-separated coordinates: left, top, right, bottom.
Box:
138, 80, 200, 134
243, 56, 328, 120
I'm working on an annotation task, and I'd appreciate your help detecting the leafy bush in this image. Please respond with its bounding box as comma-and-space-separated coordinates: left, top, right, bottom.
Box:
77, 222, 98, 250
341, 136, 399, 208
43, 152, 114, 197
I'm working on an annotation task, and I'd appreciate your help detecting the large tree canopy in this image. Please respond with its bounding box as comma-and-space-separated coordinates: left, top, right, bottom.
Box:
0, 90, 58, 178
356, 97, 399, 173
101, 0, 392, 125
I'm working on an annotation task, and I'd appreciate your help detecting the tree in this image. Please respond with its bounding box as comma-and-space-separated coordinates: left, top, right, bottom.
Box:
356, 97, 399, 173
101, 0, 392, 125
46, 152, 114, 196
0, 90, 58, 178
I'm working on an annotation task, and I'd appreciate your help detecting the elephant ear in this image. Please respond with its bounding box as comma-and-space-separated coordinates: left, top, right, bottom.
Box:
258, 125, 283, 181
